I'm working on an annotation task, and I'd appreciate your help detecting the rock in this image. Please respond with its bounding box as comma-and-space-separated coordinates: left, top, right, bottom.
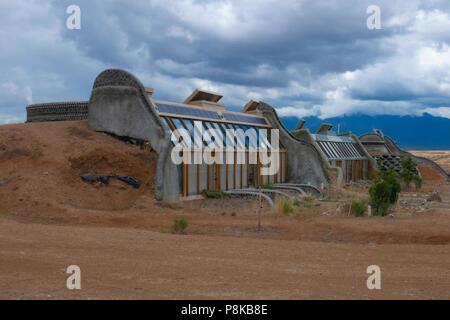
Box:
427, 192, 442, 203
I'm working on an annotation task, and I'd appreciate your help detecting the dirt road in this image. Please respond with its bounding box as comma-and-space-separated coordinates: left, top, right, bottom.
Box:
1, 217, 449, 300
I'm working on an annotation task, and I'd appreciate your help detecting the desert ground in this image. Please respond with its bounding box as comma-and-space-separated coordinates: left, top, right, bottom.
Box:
0, 121, 449, 299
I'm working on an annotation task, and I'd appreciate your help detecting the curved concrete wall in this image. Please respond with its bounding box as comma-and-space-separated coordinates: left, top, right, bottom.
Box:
88, 69, 181, 202
256, 102, 333, 191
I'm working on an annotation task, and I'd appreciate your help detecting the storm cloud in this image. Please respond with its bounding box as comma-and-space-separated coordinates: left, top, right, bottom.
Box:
1, 0, 450, 123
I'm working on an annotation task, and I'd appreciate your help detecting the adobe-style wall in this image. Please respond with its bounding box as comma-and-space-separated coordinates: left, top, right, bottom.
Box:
256, 102, 334, 192
88, 69, 181, 202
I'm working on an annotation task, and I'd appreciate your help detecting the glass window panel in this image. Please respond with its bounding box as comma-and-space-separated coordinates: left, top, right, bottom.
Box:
167, 118, 189, 148
203, 122, 222, 148
335, 143, 346, 158
241, 125, 260, 149
210, 122, 226, 146
234, 125, 245, 149
320, 142, 334, 159
352, 144, 363, 158
346, 143, 356, 158
335, 142, 346, 158
327, 142, 339, 159
338, 144, 346, 158
258, 127, 271, 149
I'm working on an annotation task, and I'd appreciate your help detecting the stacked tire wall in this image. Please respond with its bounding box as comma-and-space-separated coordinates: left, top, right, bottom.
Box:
26, 101, 89, 123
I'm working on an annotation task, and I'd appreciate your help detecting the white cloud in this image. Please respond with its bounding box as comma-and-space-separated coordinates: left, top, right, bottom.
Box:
166, 26, 197, 43
275, 105, 321, 118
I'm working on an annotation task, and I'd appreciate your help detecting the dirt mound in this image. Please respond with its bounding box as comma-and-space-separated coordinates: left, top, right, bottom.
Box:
0, 121, 157, 217
411, 150, 450, 173
418, 165, 447, 185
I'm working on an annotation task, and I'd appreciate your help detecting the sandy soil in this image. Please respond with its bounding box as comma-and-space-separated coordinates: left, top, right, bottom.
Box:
1, 121, 449, 299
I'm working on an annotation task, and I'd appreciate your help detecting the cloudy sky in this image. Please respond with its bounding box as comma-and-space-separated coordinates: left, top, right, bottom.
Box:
1, 0, 450, 124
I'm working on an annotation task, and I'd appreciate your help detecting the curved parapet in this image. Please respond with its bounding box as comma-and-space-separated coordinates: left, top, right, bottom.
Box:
254, 102, 333, 192
89, 69, 166, 148
88, 69, 180, 202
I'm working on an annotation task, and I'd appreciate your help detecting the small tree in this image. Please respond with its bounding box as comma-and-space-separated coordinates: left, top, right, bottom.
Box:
369, 170, 401, 216
381, 170, 401, 204
414, 175, 423, 189
400, 157, 422, 190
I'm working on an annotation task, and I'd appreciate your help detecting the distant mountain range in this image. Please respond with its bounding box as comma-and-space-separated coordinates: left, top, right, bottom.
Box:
279, 113, 450, 150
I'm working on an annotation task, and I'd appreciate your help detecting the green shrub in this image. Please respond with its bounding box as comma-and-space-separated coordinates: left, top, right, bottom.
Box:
382, 170, 401, 204
414, 176, 423, 189
400, 157, 422, 190
260, 183, 274, 190
280, 199, 295, 215
369, 180, 391, 216
351, 198, 368, 217
202, 190, 225, 199
369, 170, 401, 216
172, 217, 188, 234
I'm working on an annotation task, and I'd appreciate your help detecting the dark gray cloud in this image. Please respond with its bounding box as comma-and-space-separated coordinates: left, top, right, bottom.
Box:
1, 0, 450, 123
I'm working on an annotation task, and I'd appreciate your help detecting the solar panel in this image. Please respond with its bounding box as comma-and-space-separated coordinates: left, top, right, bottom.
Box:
156, 103, 221, 121
223, 113, 268, 126
313, 134, 354, 143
